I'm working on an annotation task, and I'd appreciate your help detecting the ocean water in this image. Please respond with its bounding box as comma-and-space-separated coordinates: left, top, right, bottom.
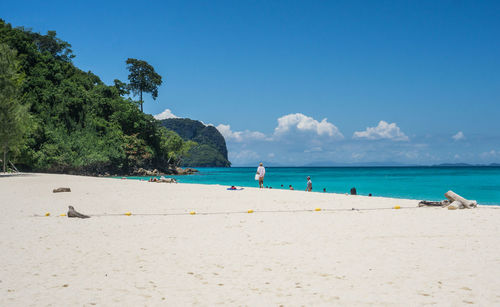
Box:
129, 167, 500, 205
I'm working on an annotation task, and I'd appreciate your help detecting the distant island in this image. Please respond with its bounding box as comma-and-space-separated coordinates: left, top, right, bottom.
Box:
160, 118, 231, 167
433, 163, 500, 167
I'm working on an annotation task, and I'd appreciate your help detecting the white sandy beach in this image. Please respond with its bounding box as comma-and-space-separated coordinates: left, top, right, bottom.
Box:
1, 173, 500, 306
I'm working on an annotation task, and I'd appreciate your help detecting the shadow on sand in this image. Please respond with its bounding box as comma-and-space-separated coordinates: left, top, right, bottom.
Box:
0, 173, 34, 178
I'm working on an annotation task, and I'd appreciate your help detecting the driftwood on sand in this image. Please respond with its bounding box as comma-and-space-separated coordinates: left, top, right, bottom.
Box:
418, 200, 449, 207
53, 187, 71, 193
418, 190, 477, 209
444, 190, 477, 209
67, 206, 90, 219
447, 200, 463, 210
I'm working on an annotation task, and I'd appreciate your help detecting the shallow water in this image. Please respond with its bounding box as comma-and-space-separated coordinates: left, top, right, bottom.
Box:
128, 167, 500, 205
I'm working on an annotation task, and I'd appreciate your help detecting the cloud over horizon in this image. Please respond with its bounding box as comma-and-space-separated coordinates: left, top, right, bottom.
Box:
216, 124, 268, 142
274, 113, 344, 139
353, 121, 409, 141
151, 109, 496, 166
452, 131, 465, 141
216, 113, 343, 144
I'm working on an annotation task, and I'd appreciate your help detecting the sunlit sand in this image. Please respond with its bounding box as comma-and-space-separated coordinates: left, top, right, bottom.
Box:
1, 173, 499, 305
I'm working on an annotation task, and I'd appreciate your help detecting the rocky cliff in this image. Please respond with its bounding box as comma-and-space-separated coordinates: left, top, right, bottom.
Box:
160, 118, 231, 167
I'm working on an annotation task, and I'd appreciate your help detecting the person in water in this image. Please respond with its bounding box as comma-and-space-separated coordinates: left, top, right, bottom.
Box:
289, 185, 294, 190
256, 162, 266, 188
306, 176, 312, 192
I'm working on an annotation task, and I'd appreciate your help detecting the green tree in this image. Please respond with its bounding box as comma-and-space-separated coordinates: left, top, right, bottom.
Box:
157, 127, 196, 166
113, 79, 130, 96
0, 43, 27, 172
0, 20, 189, 175
31, 30, 74, 61
125, 58, 162, 112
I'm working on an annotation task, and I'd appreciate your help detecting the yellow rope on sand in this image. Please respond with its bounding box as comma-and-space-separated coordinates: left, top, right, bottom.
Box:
37, 206, 420, 218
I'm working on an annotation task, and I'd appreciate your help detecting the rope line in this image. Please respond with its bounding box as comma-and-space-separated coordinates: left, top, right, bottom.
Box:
34, 206, 427, 218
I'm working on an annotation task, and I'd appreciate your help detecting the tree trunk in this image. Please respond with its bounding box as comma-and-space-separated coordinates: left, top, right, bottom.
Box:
140, 90, 143, 112
3, 146, 6, 173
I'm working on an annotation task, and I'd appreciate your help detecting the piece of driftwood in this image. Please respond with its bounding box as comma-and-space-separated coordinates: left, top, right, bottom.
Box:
418, 200, 447, 207
447, 200, 463, 210
53, 187, 71, 193
9, 161, 19, 172
67, 206, 90, 218
444, 190, 477, 209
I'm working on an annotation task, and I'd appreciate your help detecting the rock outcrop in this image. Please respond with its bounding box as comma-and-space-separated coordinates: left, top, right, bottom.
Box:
160, 118, 231, 167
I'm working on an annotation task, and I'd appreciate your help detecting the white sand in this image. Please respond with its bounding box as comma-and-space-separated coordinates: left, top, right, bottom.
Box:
1, 173, 500, 306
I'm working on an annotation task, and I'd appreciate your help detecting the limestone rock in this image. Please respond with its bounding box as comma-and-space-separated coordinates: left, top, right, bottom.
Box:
175, 167, 199, 175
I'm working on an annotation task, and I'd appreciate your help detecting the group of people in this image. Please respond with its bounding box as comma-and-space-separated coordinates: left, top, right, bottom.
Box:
256, 163, 313, 192
255, 163, 371, 196
147, 176, 177, 183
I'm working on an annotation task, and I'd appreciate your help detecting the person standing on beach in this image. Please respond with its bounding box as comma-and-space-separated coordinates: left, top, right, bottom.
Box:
306, 176, 312, 192
256, 162, 265, 188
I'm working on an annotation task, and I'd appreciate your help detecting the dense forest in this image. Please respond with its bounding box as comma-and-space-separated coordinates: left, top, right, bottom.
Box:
0, 19, 197, 175
160, 118, 231, 167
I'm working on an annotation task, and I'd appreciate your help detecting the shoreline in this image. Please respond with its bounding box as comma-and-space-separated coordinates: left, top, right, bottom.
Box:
7, 171, 500, 206
2, 173, 500, 305
120, 174, 500, 206
4, 172, 499, 207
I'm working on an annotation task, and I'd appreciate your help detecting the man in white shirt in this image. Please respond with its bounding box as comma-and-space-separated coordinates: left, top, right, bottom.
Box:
257, 162, 265, 188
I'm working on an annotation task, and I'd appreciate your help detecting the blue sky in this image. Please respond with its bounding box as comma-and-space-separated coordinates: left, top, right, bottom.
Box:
2, 1, 499, 165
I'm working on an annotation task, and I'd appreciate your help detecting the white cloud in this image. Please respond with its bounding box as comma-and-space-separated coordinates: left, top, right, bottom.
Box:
480, 150, 499, 159
353, 121, 409, 141
452, 131, 465, 141
304, 147, 323, 153
351, 152, 365, 160
403, 151, 419, 159
200, 121, 212, 127
216, 124, 267, 142
216, 124, 235, 139
218, 113, 343, 144
153, 109, 178, 120
273, 113, 343, 139
230, 150, 260, 161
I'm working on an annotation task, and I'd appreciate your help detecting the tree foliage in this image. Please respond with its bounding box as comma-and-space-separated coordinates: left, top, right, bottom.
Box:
0, 43, 28, 172
0, 19, 190, 174
182, 144, 230, 167
125, 58, 162, 112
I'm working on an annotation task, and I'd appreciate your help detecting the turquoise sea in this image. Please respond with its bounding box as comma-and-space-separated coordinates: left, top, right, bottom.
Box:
129, 167, 500, 205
